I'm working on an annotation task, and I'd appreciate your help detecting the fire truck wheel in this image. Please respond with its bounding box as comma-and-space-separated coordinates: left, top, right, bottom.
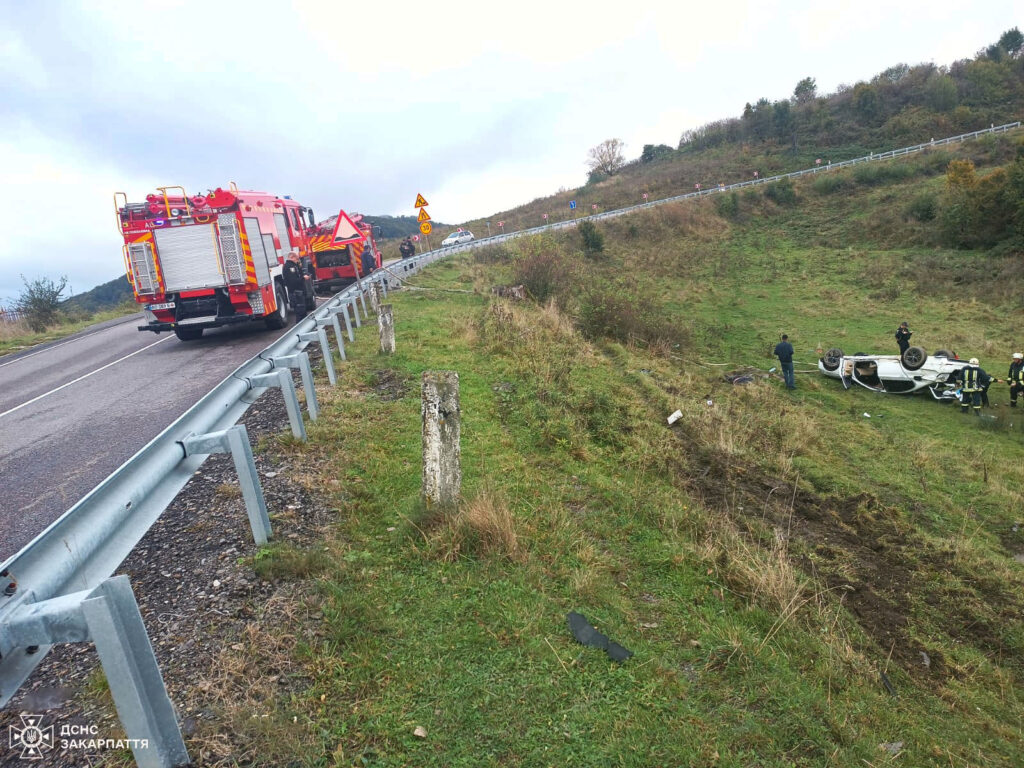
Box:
174, 326, 203, 341
265, 282, 288, 330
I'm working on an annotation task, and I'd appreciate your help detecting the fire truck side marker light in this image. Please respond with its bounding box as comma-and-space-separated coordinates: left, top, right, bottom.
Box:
0, 336, 173, 421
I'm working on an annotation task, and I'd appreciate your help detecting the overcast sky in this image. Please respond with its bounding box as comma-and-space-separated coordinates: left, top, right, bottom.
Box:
0, 0, 1019, 303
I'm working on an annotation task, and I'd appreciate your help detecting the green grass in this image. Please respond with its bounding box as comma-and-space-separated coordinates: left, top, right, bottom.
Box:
193, 148, 1024, 767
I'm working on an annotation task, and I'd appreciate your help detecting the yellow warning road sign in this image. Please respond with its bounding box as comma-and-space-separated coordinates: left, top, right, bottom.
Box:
420, 221, 432, 235
414, 193, 429, 208
417, 208, 431, 222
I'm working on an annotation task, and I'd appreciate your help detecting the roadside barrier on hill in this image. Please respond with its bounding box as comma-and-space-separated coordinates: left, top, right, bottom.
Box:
0, 119, 1019, 767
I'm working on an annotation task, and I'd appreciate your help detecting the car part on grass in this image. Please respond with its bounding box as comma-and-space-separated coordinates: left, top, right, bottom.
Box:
567, 611, 633, 663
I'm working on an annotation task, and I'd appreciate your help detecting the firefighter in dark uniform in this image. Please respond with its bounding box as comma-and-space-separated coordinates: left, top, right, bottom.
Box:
895, 322, 912, 354
1009, 352, 1024, 407
282, 250, 308, 322
957, 357, 992, 415
399, 237, 415, 260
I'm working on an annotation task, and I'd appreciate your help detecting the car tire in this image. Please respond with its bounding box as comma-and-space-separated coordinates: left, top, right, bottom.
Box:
265, 282, 287, 330
821, 348, 843, 371
933, 349, 953, 359
173, 325, 203, 341
901, 345, 926, 370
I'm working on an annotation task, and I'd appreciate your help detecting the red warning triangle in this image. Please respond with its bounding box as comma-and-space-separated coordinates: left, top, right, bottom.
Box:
414, 193, 429, 208
331, 209, 364, 246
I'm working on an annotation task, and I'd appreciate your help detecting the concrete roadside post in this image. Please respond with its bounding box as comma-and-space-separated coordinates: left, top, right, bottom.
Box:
370, 282, 383, 314
421, 371, 460, 513
379, 304, 395, 355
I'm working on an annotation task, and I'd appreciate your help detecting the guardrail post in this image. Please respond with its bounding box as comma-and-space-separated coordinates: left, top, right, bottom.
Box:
323, 309, 348, 359
181, 425, 272, 545
247, 369, 306, 441
0, 578, 191, 767
379, 304, 395, 354
350, 297, 362, 329
380, 275, 389, 298
297, 328, 336, 386
267, 352, 318, 422
83, 576, 191, 768
421, 371, 460, 513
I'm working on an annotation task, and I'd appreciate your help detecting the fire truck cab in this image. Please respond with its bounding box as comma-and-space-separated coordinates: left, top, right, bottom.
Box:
117, 185, 318, 340
308, 212, 382, 293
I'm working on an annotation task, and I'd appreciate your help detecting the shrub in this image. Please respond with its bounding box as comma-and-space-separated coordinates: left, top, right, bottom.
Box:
714, 191, 740, 219
577, 283, 688, 350
906, 193, 937, 222
812, 174, 850, 195
765, 178, 797, 206
511, 249, 566, 304
16, 275, 68, 332
578, 220, 605, 254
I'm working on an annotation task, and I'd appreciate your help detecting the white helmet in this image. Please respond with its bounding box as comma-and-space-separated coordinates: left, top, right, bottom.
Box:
1013, 352, 1023, 360
969, 357, 979, 366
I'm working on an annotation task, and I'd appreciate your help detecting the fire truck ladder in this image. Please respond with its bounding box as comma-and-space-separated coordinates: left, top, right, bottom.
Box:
155, 185, 192, 218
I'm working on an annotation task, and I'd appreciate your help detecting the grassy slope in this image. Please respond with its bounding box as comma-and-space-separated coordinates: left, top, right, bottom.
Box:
193, 140, 1024, 767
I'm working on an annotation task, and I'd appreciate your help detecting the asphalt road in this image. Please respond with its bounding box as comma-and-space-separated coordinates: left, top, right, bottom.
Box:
0, 313, 303, 562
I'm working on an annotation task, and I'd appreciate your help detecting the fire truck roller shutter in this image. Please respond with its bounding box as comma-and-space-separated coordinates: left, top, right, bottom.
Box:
155, 223, 226, 292
243, 218, 273, 287
273, 213, 290, 261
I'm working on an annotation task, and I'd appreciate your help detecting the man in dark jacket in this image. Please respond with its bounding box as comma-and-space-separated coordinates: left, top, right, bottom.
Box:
895, 322, 912, 354
399, 237, 415, 259
282, 250, 308, 321
774, 334, 796, 390
1009, 352, 1024, 407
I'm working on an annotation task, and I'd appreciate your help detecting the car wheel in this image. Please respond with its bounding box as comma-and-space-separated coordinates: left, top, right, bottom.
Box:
173, 325, 203, 341
265, 282, 287, 330
821, 347, 843, 371
933, 349, 953, 358
901, 345, 926, 370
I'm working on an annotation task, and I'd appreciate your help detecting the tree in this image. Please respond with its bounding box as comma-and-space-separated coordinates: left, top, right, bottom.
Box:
16, 274, 68, 331
586, 139, 625, 176
640, 144, 673, 163
939, 160, 978, 247
998, 27, 1023, 56
773, 99, 796, 148
742, 97, 774, 141
926, 75, 958, 112
793, 77, 817, 104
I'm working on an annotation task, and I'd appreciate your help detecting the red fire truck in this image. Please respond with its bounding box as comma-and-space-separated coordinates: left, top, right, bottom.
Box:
307, 211, 382, 293
116, 184, 318, 340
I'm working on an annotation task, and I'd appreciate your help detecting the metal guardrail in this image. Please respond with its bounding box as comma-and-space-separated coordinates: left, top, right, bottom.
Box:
0, 119, 1018, 767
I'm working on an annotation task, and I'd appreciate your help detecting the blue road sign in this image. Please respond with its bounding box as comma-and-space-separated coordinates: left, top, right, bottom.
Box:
569, 201, 577, 210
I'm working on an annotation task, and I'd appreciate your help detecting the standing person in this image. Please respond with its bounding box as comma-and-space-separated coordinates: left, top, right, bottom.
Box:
895, 322, 912, 354
399, 237, 415, 260
957, 357, 992, 415
1008, 352, 1024, 407
774, 334, 796, 390
282, 250, 307, 322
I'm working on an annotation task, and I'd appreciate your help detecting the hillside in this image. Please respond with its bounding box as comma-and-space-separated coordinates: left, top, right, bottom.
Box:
453, 28, 1024, 247
175, 133, 1024, 766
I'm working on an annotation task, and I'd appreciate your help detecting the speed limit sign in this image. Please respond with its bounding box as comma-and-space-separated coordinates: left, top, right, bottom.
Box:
420, 222, 432, 235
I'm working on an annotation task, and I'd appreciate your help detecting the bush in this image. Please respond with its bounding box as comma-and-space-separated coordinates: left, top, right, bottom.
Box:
578, 220, 605, 254
714, 191, 740, 219
577, 283, 688, 350
16, 274, 68, 332
906, 193, 937, 221
852, 162, 913, 186
765, 178, 797, 206
511, 249, 567, 304
812, 174, 850, 195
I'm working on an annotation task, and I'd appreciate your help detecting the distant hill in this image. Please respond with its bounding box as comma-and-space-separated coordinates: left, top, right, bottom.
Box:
362, 214, 446, 240
63, 274, 133, 313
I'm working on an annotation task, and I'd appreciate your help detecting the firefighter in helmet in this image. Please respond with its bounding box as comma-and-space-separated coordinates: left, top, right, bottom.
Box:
957, 358, 992, 415
1009, 352, 1024, 407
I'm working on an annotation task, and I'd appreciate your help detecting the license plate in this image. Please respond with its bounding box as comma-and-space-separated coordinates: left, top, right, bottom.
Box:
148, 302, 175, 310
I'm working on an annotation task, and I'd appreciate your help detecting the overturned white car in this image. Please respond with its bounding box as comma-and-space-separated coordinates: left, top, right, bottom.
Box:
818, 346, 969, 400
